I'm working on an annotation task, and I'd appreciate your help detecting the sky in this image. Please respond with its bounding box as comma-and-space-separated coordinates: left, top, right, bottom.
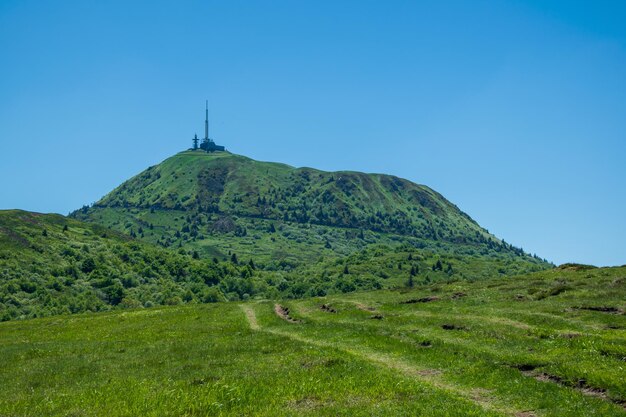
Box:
1, 0, 624, 266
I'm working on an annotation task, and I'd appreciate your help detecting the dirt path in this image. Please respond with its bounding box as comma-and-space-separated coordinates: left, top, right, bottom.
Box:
239, 303, 533, 417
267, 327, 531, 416
240, 304, 259, 330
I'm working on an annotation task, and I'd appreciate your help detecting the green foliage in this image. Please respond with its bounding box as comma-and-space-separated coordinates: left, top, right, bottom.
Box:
3, 211, 457, 320
0, 211, 243, 320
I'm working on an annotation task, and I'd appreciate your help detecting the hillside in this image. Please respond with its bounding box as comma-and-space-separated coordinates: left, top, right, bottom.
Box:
1, 265, 624, 416
0, 210, 244, 320
71, 151, 550, 278
0, 209, 548, 320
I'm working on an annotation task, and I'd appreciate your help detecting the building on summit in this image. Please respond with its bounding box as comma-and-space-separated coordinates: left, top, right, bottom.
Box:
192, 101, 225, 152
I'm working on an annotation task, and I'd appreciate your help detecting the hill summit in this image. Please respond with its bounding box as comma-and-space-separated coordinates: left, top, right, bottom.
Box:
72, 151, 548, 284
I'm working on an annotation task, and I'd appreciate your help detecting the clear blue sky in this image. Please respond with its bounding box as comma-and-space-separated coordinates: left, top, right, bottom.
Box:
1, 1, 625, 266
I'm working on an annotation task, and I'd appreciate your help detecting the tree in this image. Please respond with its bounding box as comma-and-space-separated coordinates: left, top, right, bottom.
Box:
202, 287, 222, 303
104, 282, 125, 305
406, 274, 414, 288
432, 260, 443, 271
81, 257, 96, 273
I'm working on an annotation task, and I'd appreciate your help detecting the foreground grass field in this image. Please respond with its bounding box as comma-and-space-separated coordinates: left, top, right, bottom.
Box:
1, 266, 624, 416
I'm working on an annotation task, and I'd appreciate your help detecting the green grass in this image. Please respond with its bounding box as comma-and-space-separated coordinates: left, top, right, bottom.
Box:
1, 265, 624, 416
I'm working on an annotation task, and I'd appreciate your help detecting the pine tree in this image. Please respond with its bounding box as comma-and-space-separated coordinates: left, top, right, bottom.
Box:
407, 274, 414, 288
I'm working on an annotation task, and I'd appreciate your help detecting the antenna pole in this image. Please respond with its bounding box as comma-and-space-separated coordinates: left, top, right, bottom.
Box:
205, 100, 209, 141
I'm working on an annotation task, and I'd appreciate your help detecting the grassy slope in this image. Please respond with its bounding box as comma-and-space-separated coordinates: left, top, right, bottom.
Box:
71, 151, 550, 277
88, 151, 490, 242
1, 265, 624, 416
0, 210, 239, 320
0, 210, 547, 320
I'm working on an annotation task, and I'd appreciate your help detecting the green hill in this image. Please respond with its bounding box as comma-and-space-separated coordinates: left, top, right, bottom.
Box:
71, 151, 550, 280
1, 152, 553, 320
1, 265, 624, 416
0, 210, 243, 320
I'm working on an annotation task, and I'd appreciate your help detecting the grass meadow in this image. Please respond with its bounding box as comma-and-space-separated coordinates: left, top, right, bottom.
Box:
1, 265, 624, 416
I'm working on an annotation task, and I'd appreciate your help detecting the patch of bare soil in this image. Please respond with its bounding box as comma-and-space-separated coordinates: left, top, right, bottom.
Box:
521, 370, 626, 409
355, 303, 376, 312
560, 332, 582, 339
514, 364, 539, 372
320, 304, 337, 313
401, 296, 440, 304
515, 412, 538, 417
573, 306, 624, 314
275, 304, 300, 323
416, 369, 442, 376
286, 396, 328, 410
469, 388, 494, 402
441, 324, 466, 331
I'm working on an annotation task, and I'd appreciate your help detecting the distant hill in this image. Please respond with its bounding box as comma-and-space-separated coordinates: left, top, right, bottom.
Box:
80, 151, 493, 243
72, 151, 550, 282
